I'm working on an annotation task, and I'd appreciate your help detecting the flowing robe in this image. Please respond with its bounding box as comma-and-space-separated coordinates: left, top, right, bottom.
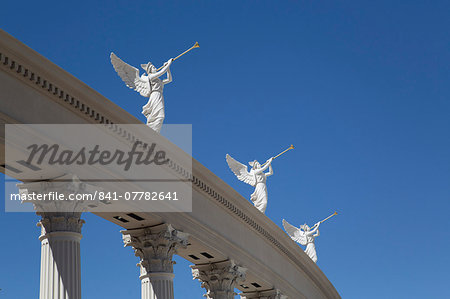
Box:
250, 171, 268, 213
305, 233, 317, 263
142, 77, 165, 133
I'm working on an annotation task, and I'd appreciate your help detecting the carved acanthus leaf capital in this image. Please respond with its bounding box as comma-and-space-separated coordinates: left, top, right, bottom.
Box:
121, 224, 189, 275
17, 174, 100, 214
17, 175, 100, 235
191, 260, 247, 299
37, 215, 85, 235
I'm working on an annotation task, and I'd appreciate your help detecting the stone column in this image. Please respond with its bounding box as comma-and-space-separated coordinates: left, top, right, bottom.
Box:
240, 289, 288, 299
17, 175, 96, 299
37, 213, 84, 299
121, 224, 189, 299
191, 260, 247, 299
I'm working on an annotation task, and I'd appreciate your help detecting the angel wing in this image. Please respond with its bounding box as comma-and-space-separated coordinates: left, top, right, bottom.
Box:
226, 154, 256, 187
110, 52, 151, 97
282, 219, 307, 246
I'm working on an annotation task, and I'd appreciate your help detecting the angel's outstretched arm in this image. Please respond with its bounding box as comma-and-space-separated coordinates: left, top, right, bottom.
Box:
149, 58, 173, 80
310, 223, 320, 234
314, 229, 320, 237
265, 164, 273, 177
254, 158, 273, 174
163, 67, 172, 85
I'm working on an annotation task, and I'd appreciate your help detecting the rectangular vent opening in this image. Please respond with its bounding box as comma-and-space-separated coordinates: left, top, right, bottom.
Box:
16, 160, 41, 171
240, 284, 249, 289
200, 252, 214, 259
2, 164, 22, 173
113, 216, 129, 223
188, 255, 200, 260
251, 283, 262, 288
126, 213, 145, 221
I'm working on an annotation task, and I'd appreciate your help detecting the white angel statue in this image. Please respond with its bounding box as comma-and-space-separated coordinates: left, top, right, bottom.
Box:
226, 154, 274, 213
282, 219, 320, 263
110, 53, 173, 133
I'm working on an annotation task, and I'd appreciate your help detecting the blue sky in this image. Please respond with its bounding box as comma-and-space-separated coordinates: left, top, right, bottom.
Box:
1, 1, 449, 298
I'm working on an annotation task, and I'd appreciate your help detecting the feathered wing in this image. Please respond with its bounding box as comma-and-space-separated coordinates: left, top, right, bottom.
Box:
110, 52, 151, 97
282, 219, 307, 246
226, 154, 256, 187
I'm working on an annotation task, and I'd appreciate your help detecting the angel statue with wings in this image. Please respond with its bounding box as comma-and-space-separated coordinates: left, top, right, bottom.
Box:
110, 53, 173, 133
283, 219, 321, 263
226, 154, 274, 213
110, 43, 199, 133
282, 212, 337, 263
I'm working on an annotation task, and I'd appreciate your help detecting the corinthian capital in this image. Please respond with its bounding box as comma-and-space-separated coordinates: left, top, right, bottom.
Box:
17, 174, 100, 235
191, 260, 247, 299
122, 223, 189, 275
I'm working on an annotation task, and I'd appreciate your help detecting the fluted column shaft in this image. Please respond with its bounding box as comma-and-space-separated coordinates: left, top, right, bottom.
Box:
122, 224, 189, 299
140, 272, 175, 299
39, 228, 82, 299
18, 175, 96, 299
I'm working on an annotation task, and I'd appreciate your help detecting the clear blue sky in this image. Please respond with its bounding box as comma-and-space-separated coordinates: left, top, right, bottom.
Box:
1, 1, 449, 298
